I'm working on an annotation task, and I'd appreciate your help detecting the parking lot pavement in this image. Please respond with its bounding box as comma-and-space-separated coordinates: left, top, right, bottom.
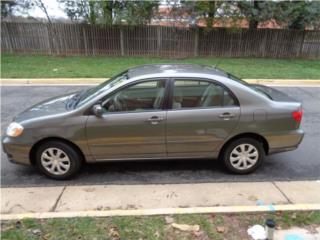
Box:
1, 86, 320, 187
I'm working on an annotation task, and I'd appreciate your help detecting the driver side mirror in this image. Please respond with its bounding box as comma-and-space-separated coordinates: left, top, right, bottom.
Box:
92, 104, 103, 117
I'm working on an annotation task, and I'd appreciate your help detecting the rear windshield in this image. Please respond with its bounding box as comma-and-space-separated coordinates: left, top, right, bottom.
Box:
228, 74, 272, 99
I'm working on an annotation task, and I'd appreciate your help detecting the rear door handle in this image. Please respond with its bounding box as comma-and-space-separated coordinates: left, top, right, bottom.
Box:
147, 116, 164, 125
219, 112, 235, 119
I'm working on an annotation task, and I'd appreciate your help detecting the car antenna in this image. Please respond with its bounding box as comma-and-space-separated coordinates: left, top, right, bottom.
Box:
213, 58, 224, 70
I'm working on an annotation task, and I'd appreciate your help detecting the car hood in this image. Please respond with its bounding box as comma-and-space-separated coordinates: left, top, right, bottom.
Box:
14, 92, 78, 123
252, 84, 298, 102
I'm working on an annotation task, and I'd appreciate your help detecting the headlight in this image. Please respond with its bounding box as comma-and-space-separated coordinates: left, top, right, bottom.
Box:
6, 122, 24, 137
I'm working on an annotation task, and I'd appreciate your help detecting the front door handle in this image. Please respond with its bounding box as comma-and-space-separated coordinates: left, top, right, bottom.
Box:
219, 112, 235, 119
147, 116, 164, 125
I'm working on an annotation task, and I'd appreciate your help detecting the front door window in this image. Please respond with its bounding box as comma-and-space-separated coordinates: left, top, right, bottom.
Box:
102, 80, 166, 113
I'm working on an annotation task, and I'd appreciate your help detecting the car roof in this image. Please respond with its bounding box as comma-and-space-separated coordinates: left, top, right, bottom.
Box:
127, 64, 228, 79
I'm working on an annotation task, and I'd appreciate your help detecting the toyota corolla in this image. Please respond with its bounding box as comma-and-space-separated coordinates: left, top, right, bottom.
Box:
2, 64, 304, 179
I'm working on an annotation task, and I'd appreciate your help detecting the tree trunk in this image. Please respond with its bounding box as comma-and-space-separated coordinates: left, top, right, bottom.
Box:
249, 19, 259, 29
205, 1, 216, 28
248, 0, 259, 29
102, 1, 113, 25
88, 1, 97, 25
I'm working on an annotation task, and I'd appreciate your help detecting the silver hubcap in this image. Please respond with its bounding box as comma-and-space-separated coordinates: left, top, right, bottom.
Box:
40, 148, 71, 175
230, 144, 259, 170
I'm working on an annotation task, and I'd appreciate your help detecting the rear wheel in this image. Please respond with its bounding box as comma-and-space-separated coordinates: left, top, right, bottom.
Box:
222, 138, 265, 174
35, 141, 82, 180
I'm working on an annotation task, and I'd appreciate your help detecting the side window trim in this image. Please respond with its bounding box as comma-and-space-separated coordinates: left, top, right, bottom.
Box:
96, 78, 170, 115
169, 78, 239, 111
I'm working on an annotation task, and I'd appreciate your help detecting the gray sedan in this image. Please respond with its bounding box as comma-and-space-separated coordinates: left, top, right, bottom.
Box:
2, 64, 304, 180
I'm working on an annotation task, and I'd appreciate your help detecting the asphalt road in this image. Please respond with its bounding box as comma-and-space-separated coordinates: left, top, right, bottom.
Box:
1, 85, 320, 187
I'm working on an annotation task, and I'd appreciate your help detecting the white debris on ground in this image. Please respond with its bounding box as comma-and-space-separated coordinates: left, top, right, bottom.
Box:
247, 226, 320, 240
247, 225, 267, 240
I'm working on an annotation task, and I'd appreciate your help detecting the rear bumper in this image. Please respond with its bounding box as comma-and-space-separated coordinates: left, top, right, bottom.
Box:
266, 129, 304, 155
2, 136, 32, 165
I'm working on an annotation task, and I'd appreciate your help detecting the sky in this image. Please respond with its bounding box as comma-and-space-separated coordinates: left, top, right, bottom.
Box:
17, 0, 68, 19
17, 0, 169, 20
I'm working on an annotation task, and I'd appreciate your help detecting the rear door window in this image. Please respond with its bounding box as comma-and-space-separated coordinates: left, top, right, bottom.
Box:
172, 79, 237, 109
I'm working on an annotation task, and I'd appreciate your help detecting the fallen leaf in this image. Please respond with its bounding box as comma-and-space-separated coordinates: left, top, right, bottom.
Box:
15, 220, 21, 229
96, 205, 103, 211
165, 216, 174, 224
171, 223, 200, 232
193, 230, 204, 237
248, 195, 258, 201
109, 226, 120, 239
216, 226, 225, 233
32, 229, 42, 236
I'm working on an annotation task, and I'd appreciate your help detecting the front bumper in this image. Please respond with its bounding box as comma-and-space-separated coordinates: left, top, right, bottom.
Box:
2, 136, 32, 165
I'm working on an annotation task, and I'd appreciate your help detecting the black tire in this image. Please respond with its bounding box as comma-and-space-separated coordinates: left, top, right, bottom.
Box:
222, 138, 265, 174
35, 141, 82, 180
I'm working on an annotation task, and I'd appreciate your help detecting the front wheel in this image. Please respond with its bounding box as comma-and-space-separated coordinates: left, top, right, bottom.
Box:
35, 141, 82, 180
222, 138, 265, 174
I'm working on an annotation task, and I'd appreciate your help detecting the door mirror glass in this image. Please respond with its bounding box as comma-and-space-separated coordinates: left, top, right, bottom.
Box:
92, 104, 103, 117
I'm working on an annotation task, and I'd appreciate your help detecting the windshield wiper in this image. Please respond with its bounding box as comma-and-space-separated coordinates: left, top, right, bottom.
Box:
66, 94, 78, 110
66, 90, 87, 110
72, 89, 90, 109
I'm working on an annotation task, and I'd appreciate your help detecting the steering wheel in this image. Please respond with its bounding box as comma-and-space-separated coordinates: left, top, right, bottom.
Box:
113, 92, 129, 111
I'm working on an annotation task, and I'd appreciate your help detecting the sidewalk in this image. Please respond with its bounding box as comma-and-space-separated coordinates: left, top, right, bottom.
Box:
1, 181, 320, 220
1, 78, 320, 86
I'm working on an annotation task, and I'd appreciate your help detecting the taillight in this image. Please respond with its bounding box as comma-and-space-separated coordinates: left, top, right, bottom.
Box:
292, 110, 303, 123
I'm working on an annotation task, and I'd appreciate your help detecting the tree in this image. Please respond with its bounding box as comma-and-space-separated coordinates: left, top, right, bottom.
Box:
234, 0, 320, 30
36, 0, 52, 23
274, 1, 320, 30
4, 0, 53, 22
117, 1, 158, 25
177, 1, 226, 28
235, 0, 276, 29
58, 0, 98, 24
192, 1, 219, 28
59, 0, 159, 25
1, 1, 18, 18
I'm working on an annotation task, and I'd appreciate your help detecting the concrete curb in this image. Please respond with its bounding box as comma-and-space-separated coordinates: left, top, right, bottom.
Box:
1, 181, 319, 220
1, 204, 320, 221
1, 78, 320, 86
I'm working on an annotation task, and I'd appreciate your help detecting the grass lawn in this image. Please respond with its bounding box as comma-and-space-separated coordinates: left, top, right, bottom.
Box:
1, 54, 320, 79
1, 211, 320, 240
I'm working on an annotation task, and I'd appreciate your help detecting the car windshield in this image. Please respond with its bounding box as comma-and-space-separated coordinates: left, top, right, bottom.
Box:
228, 73, 272, 99
75, 71, 128, 108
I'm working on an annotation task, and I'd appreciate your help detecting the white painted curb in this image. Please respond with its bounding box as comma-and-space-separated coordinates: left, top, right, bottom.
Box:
2, 204, 320, 220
